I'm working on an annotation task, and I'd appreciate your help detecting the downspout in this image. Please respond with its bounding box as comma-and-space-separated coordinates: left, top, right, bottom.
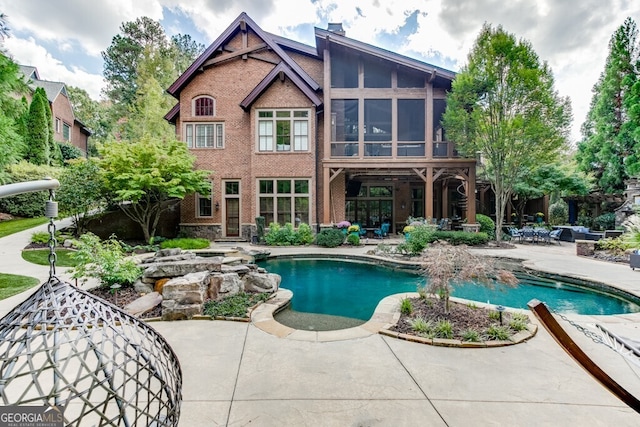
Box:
315, 109, 321, 233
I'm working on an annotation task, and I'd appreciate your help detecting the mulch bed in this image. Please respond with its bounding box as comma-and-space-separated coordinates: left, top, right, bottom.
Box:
87, 286, 162, 319
390, 296, 521, 340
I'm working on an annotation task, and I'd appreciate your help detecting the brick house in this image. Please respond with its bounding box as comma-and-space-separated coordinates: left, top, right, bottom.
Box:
166, 12, 477, 240
20, 65, 91, 156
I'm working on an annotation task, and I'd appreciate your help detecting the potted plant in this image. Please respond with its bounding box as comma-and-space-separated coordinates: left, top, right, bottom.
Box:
535, 212, 544, 224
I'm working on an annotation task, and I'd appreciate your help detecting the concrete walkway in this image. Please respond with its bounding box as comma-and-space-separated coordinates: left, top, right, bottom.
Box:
2, 230, 640, 425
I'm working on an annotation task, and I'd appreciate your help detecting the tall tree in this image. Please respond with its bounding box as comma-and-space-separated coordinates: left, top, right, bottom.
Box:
443, 24, 571, 242
0, 51, 27, 179
101, 17, 203, 137
25, 87, 50, 165
66, 85, 112, 150
170, 34, 205, 75
0, 13, 9, 41
576, 17, 639, 193
99, 135, 212, 242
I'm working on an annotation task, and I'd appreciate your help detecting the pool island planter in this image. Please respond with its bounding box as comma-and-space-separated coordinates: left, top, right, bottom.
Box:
378, 294, 538, 348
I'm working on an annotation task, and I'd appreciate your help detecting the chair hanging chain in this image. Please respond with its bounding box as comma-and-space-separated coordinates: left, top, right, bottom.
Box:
45, 188, 58, 279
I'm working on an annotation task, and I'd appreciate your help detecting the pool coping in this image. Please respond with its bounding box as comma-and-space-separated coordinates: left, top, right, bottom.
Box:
250, 288, 538, 345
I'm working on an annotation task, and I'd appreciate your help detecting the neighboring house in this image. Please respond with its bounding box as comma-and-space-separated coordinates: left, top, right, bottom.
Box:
166, 12, 477, 240
19, 65, 91, 156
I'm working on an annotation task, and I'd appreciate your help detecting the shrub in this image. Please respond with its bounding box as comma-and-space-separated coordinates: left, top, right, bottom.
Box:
435, 319, 454, 339
485, 325, 510, 340
596, 237, 631, 254
509, 318, 528, 332
408, 317, 432, 335
548, 200, 568, 225
315, 228, 345, 248
31, 231, 51, 245
396, 225, 436, 255
160, 237, 210, 250
434, 231, 489, 246
400, 298, 413, 315
70, 233, 142, 288
346, 233, 360, 245
58, 142, 83, 162
0, 161, 61, 218
475, 214, 495, 239
593, 212, 615, 231
297, 223, 315, 245
462, 329, 481, 342
263, 222, 314, 246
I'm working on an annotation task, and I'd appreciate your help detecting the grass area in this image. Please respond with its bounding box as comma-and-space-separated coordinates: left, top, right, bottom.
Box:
159, 237, 211, 250
0, 273, 39, 300
0, 217, 48, 238
21, 249, 79, 267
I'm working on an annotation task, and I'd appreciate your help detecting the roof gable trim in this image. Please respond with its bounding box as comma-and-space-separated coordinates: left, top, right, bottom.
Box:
240, 62, 323, 111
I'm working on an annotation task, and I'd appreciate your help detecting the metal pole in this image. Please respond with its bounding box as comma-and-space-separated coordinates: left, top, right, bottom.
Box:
0, 178, 60, 198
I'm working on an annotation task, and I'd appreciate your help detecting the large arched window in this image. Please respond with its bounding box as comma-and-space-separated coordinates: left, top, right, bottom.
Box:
194, 96, 215, 116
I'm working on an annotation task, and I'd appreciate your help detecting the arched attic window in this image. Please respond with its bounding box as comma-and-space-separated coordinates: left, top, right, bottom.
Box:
193, 96, 215, 116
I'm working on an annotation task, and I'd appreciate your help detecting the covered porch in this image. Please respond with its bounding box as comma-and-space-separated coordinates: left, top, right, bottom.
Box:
322, 161, 477, 235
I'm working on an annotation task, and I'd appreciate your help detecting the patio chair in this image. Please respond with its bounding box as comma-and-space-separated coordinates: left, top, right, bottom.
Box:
536, 228, 551, 244
374, 222, 390, 239
508, 227, 522, 243
521, 227, 536, 243
549, 229, 562, 244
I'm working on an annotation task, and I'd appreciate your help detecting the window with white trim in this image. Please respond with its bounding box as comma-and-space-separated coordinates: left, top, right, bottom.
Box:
196, 182, 213, 217
55, 118, 60, 133
193, 96, 215, 116
257, 109, 309, 152
184, 123, 224, 148
258, 178, 310, 225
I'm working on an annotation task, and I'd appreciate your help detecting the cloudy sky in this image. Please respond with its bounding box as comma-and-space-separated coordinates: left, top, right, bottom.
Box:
1, 0, 638, 143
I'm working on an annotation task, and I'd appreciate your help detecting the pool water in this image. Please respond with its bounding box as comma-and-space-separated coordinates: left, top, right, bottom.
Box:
259, 258, 640, 321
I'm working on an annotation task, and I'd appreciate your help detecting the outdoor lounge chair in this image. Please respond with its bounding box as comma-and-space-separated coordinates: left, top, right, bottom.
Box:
374, 222, 390, 239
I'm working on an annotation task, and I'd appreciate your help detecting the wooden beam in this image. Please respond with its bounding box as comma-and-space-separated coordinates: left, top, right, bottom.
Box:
528, 299, 640, 414
412, 168, 427, 182
201, 43, 268, 68
329, 168, 344, 182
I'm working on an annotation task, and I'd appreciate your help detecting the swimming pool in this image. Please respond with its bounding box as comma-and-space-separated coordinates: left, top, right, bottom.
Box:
258, 258, 640, 322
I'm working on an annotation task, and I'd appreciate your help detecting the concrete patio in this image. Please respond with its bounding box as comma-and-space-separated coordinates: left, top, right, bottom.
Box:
1, 221, 640, 425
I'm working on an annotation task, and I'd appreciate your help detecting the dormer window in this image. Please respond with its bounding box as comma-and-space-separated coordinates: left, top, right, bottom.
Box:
194, 96, 215, 116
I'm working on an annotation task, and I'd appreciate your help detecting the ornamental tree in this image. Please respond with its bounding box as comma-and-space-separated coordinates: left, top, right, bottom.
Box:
443, 24, 571, 242
98, 135, 212, 242
25, 87, 50, 165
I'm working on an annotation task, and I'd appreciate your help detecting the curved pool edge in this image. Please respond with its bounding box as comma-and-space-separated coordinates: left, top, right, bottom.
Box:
251, 288, 539, 345
250, 288, 402, 342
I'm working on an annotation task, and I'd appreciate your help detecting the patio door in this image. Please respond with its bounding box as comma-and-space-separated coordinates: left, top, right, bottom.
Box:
224, 181, 240, 237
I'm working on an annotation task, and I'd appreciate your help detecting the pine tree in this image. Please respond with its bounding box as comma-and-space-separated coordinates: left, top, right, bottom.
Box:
577, 17, 639, 193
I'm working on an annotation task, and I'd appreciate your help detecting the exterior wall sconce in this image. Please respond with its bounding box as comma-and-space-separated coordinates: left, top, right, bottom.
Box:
400, 201, 406, 210
215, 201, 220, 211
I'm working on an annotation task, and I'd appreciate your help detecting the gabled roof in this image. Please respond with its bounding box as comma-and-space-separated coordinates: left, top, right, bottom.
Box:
167, 12, 320, 98
32, 80, 67, 104
314, 27, 456, 85
240, 62, 323, 111
164, 103, 180, 124
266, 32, 319, 58
19, 65, 39, 81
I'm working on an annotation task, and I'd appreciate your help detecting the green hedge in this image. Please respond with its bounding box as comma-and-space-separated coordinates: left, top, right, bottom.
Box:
315, 228, 344, 247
